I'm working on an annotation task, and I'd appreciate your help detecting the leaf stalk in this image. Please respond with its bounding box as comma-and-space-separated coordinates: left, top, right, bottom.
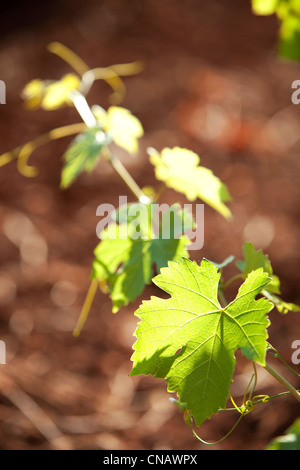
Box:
263, 361, 300, 403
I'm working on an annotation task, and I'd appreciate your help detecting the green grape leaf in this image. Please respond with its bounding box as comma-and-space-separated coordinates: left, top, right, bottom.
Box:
252, 0, 300, 61
278, 10, 300, 61
92, 203, 191, 312
237, 242, 300, 313
22, 74, 81, 110
148, 147, 231, 219
60, 127, 111, 188
265, 418, 300, 450
252, 0, 279, 15
262, 290, 300, 314
92, 105, 144, 155
130, 257, 273, 426
237, 242, 280, 294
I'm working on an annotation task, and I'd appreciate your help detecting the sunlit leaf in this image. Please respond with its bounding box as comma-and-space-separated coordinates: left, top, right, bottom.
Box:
262, 290, 300, 314
237, 242, 300, 313
252, 0, 279, 15
266, 418, 300, 450
278, 12, 300, 61
42, 74, 81, 110
92, 203, 191, 312
22, 74, 81, 111
237, 242, 280, 294
131, 258, 273, 426
60, 126, 110, 188
148, 147, 231, 219
252, 0, 300, 61
93, 105, 144, 155
22, 79, 46, 110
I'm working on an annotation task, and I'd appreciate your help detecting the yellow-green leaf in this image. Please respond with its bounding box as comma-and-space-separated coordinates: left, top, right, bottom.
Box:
22, 74, 80, 111
238, 242, 280, 294
92, 203, 191, 312
149, 147, 231, 219
22, 79, 46, 110
42, 74, 80, 110
93, 105, 144, 155
237, 242, 300, 314
61, 126, 110, 188
131, 258, 272, 426
252, 0, 279, 15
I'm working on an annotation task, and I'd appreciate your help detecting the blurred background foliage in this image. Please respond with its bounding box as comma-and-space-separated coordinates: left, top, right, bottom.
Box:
252, 0, 300, 61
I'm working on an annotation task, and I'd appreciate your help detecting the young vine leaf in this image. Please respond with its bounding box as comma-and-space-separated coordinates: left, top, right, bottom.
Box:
92, 105, 144, 155
236, 241, 280, 294
92, 203, 191, 313
60, 126, 111, 188
251, 0, 278, 15
252, 0, 300, 61
237, 242, 300, 314
22, 74, 81, 110
130, 257, 273, 426
265, 418, 300, 450
61, 106, 144, 188
148, 147, 231, 219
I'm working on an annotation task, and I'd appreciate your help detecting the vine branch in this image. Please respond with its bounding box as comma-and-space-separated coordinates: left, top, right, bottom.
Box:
263, 361, 300, 403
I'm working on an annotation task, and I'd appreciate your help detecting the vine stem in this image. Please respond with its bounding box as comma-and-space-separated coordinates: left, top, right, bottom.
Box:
70, 91, 151, 334
268, 344, 300, 378
263, 361, 300, 403
103, 148, 150, 204
73, 279, 99, 337
81, 62, 143, 103
71, 90, 150, 205
192, 414, 244, 446
222, 273, 243, 291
